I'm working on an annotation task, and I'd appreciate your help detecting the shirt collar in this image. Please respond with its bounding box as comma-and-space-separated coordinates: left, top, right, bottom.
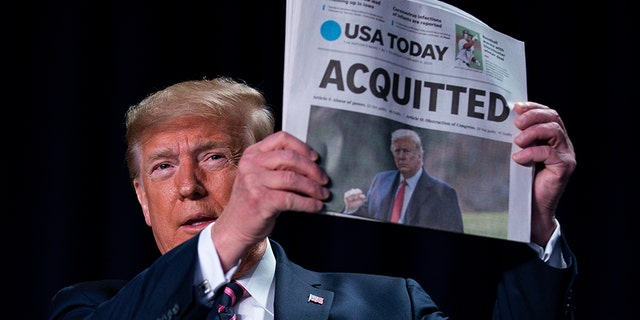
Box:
236, 239, 276, 311
403, 167, 423, 189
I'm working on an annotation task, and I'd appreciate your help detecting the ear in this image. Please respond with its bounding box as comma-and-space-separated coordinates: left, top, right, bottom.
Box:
133, 178, 152, 226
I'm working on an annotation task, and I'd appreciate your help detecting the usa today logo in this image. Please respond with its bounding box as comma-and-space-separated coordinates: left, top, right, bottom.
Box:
320, 20, 341, 41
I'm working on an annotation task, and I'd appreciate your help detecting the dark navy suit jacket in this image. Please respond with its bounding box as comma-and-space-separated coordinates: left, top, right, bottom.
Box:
49, 236, 576, 319
351, 170, 464, 233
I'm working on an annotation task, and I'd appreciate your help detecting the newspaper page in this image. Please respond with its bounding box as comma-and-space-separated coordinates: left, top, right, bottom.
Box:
283, 0, 532, 242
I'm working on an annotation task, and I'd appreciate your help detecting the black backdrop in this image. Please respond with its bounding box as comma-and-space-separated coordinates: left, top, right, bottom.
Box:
17, 1, 631, 319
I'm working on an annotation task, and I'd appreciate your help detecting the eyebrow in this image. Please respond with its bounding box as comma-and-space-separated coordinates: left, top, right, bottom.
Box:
145, 140, 231, 163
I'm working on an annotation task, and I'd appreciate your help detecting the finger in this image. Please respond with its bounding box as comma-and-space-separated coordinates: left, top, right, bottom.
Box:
226, 171, 327, 222
344, 188, 362, 197
250, 131, 319, 161
512, 122, 574, 167
251, 187, 327, 214
512, 144, 555, 165
245, 148, 329, 185
513, 102, 567, 133
513, 101, 549, 115
513, 121, 568, 150
259, 169, 330, 202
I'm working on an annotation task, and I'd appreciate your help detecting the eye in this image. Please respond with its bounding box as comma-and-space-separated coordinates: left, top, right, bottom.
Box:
149, 162, 173, 173
393, 149, 414, 156
202, 151, 232, 170
157, 163, 172, 170
147, 162, 176, 180
208, 154, 224, 161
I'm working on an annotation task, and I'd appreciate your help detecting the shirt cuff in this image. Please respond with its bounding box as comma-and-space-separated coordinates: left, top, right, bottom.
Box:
194, 223, 240, 303
527, 218, 567, 269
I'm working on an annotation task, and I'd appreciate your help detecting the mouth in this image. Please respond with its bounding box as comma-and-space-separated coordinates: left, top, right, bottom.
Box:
181, 214, 217, 232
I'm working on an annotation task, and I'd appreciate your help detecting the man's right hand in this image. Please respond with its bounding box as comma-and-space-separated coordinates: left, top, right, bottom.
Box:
212, 131, 331, 272
344, 188, 366, 212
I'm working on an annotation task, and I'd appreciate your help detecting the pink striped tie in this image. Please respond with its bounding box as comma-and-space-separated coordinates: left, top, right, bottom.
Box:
212, 281, 246, 320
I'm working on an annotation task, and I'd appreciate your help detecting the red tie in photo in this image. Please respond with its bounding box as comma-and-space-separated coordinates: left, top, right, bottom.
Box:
390, 179, 406, 223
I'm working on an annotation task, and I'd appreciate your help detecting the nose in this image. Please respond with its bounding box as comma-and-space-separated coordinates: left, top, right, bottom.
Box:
175, 161, 207, 199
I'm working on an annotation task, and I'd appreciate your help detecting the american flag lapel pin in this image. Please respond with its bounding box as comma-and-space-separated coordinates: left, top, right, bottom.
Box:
308, 293, 324, 305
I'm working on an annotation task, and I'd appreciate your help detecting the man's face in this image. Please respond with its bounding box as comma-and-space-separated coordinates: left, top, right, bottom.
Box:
392, 137, 423, 178
133, 115, 242, 254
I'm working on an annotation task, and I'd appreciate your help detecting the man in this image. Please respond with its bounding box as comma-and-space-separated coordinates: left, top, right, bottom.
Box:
343, 129, 464, 233
48, 77, 577, 319
456, 29, 481, 68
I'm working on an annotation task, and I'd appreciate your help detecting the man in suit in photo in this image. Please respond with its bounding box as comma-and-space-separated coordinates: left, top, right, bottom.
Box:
343, 129, 464, 233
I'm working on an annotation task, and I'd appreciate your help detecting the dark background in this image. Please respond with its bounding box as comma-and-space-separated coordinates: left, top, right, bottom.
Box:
15, 1, 630, 319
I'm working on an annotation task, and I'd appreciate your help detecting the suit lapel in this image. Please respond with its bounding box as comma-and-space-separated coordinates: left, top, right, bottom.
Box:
405, 170, 431, 222
271, 241, 334, 320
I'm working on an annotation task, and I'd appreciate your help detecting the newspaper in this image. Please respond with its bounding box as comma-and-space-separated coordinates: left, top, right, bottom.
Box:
283, 0, 532, 242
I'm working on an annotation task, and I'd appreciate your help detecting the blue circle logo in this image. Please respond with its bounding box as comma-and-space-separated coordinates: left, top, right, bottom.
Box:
320, 20, 341, 41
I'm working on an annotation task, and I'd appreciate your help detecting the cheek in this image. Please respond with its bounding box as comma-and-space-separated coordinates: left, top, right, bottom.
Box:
206, 169, 237, 205
145, 184, 175, 210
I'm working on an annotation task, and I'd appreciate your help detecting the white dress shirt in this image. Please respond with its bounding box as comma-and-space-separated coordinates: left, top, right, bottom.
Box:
195, 223, 275, 319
